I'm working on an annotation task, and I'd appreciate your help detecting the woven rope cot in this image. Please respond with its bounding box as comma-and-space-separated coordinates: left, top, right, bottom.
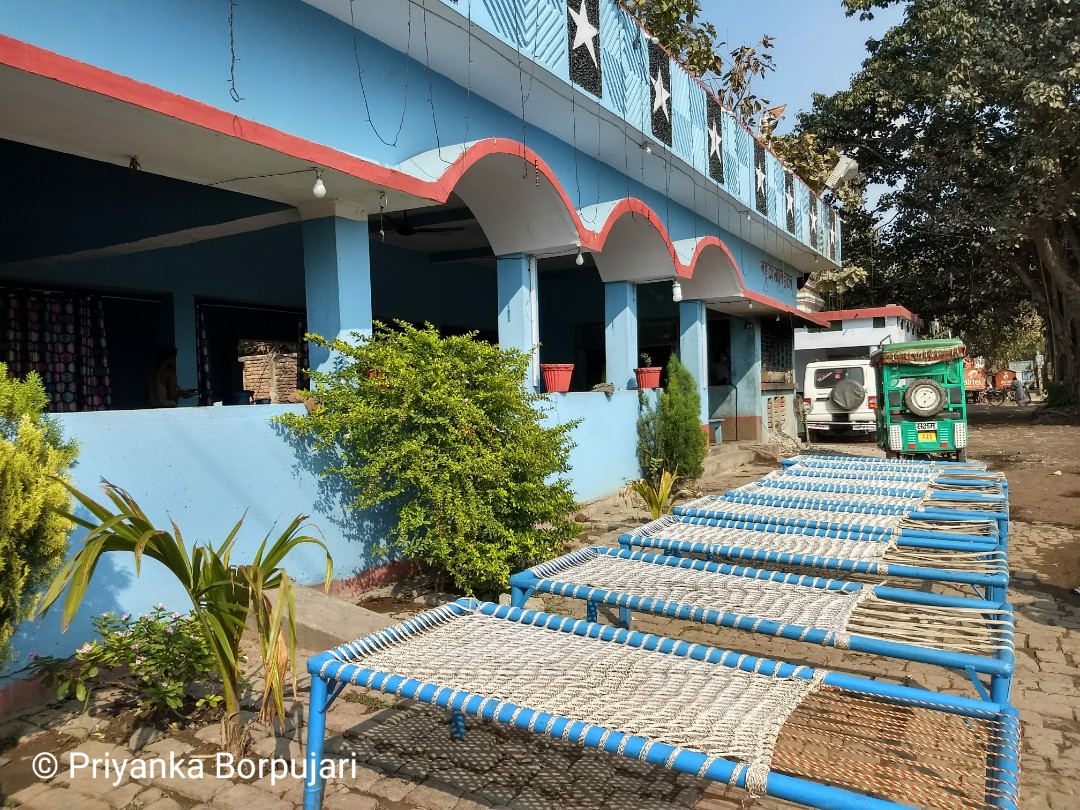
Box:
676, 494, 1002, 539
781, 466, 1007, 495
740, 473, 1008, 511
620, 517, 1008, 594
304, 601, 1020, 810
515, 548, 1014, 663
789, 451, 989, 471
784, 459, 1001, 479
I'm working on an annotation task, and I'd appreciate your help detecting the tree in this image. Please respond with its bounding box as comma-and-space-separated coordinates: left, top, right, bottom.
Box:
658, 355, 707, 481
0, 365, 77, 664
277, 323, 580, 597
798, 0, 1080, 401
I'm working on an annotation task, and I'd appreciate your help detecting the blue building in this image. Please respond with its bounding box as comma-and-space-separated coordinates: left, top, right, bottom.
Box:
0, 0, 838, 675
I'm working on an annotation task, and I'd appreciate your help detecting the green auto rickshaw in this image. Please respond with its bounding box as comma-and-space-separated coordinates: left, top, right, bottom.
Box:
870, 339, 969, 461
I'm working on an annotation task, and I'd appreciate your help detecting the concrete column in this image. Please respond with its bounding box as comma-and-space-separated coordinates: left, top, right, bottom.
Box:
679, 300, 709, 423
171, 284, 198, 407
301, 212, 372, 376
497, 253, 538, 390
604, 281, 637, 390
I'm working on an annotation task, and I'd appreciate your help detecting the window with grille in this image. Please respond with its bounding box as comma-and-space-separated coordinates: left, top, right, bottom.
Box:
760, 321, 794, 384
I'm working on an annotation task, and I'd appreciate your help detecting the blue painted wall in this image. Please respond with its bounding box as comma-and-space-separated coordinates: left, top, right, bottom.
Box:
540, 390, 640, 500
6, 404, 394, 684
1, 0, 807, 299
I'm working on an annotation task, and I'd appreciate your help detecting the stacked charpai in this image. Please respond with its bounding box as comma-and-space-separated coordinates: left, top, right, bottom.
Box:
304, 452, 1020, 810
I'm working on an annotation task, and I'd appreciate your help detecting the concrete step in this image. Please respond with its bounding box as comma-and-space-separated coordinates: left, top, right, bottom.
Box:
270, 586, 394, 653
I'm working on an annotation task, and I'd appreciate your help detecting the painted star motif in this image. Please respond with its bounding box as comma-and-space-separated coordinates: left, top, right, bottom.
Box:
708, 120, 722, 162
809, 207, 818, 233
786, 187, 794, 216
755, 163, 766, 194
568, 0, 599, 68
651, 68, 671, 120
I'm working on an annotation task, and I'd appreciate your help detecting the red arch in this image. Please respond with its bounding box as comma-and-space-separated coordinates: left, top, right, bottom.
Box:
2, 34, 760, 293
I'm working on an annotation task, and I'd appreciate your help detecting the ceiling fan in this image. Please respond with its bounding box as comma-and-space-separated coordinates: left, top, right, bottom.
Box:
384, 209, 466, 237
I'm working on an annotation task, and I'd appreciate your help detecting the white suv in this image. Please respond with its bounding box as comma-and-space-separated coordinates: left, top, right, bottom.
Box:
801, 359, 878, 440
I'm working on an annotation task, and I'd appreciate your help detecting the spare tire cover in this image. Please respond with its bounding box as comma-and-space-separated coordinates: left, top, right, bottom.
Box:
829, 378, 866, 410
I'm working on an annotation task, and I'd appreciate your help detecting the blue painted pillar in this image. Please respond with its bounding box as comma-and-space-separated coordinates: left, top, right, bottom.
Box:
604, 282, 637, 390
730, 318, 763, 440
302, 214, 373, 376
497, 253, 538, 390
679, 300, 709, 424
171, 284, 198, 407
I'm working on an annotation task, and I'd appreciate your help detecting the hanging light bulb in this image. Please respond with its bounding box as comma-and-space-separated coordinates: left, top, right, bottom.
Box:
747, 301, 754, 309
575, 249, 585, 266
312, 170, 326, 199
671, 279, 683, 302
746, 210, 752, 221
775, 313, 781, 322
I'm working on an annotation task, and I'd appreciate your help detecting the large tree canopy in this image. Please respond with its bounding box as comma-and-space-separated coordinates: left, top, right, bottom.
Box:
799, 0, 1079, 397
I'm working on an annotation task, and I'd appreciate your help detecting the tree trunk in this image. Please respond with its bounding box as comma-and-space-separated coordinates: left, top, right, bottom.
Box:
1024, 224, 1080, 402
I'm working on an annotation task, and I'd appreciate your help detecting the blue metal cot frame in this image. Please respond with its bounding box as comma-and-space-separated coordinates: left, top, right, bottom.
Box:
747, 476, 1008, 508
780, 466, 1008, 497
302, 600, 1020, 810
786, 453, 989, 470
782, 459, 998, 478
678, 492, 1010, 545
618, 531, 1009, 604
509, 546, 1014, 702
670, 512, 1004, 552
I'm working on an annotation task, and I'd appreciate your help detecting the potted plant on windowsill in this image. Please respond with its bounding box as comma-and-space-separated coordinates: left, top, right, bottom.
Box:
539, 363, 574, 393
634, 353, 662, 389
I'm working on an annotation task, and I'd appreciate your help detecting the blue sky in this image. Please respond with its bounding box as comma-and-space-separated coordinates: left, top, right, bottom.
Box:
699, 1, 905, 134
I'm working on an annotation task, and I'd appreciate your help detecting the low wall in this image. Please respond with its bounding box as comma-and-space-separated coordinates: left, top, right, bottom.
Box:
5, 393, 639, 681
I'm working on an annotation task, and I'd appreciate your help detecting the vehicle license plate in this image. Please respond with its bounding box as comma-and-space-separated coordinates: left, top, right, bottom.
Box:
915, 422, 937, 430
917, 431, 938, 442
852, 424, 875, 432
807, 423, 830, 430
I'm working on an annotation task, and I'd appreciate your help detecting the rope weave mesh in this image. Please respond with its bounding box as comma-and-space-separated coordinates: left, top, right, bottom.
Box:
535, 554, 870, 635
737, 480, 1007, 511
629, 517, 897, 561
531, 553, 1013, 656
790, 452, 989, 471
626, 530, 1007, 576
785, 467, 1004, 494
678, 497, 998, 537
774, 687, 1020, 810
331, 606, 823, 788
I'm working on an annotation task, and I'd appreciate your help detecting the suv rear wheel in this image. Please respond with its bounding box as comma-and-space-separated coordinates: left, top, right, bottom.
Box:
903, 378, 946, 417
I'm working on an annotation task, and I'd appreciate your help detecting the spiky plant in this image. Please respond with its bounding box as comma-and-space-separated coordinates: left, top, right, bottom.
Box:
37, 482, 332, 754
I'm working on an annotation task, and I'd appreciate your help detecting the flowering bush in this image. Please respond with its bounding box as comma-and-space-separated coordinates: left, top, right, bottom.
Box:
29, 606, 221, 718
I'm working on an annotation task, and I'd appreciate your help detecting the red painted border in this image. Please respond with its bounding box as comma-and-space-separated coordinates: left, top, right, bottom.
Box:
813, 306, 924, 328
0, 34, 823, 305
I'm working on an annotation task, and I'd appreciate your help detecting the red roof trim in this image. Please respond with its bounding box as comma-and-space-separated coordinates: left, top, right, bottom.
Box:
814, 306, 924, 328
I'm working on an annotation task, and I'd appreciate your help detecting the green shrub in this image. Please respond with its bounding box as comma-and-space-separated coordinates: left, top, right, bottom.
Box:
277, 323, 581, 598
29, 606, 221, 718
0, 364, 77, 663
635, 391, 663, 484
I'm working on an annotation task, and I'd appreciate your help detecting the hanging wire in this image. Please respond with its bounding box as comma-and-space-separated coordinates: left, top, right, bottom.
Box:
228, 0, 243, 102
349, 0, 412, 147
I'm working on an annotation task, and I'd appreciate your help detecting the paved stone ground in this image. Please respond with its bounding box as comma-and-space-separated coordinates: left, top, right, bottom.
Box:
3, 462, 1078, 809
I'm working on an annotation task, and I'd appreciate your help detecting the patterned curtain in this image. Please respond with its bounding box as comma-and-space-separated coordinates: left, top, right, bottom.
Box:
0, 289, 111, 412
296, 314, 310, 392
195, 302, 213, 406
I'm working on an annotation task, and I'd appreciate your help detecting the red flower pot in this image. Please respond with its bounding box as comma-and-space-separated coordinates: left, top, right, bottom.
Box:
540, 363, 574, 393
634, 367, 662, 389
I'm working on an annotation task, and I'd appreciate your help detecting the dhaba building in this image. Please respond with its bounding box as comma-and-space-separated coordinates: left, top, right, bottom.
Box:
0, 0, 839, 670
